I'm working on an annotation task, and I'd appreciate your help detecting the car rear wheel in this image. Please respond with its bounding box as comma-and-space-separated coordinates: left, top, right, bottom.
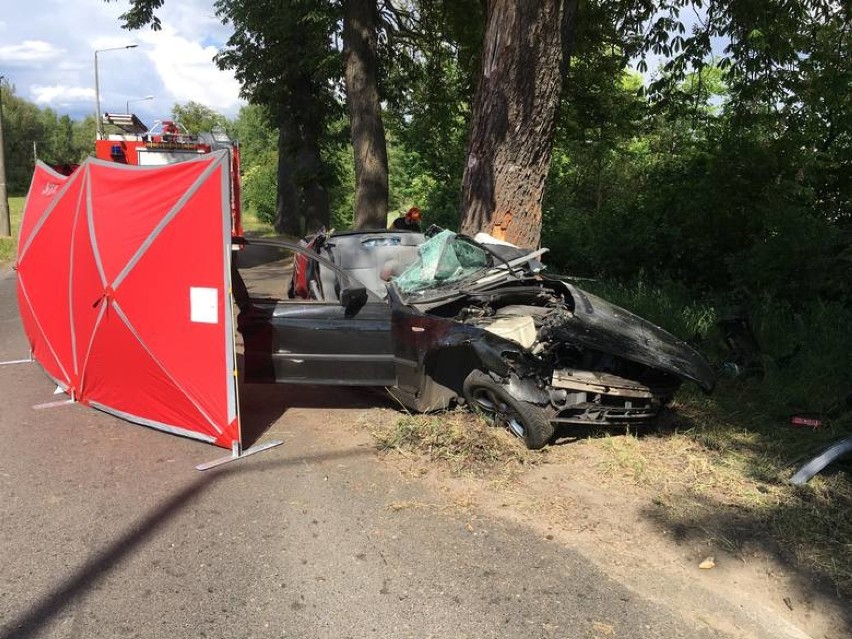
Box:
462, 370, 554, 450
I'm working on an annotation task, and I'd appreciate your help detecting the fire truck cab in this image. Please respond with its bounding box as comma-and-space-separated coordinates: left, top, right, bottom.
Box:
96, 113, 243, 238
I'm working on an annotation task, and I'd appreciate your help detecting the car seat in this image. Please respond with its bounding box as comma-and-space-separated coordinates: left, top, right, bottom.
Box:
326, 233, 424, 298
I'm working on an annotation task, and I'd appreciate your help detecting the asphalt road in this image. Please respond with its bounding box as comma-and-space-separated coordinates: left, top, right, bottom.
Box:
0, 268, 725, 639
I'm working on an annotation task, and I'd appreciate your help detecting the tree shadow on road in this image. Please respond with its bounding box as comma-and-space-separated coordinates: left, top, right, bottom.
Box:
546, 399, 851, 635
0, 449, 372, 639
641, 489, 851, 636
239, 382, 395, 448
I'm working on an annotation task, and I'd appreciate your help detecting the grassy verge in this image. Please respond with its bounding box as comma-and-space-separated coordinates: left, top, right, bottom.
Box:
375, 400, 851, 598
0, 196, 24, 267
240, 205, 276, 236
371, 409, 545, 481
580, 280, 851, 597
606, 390, 851, 597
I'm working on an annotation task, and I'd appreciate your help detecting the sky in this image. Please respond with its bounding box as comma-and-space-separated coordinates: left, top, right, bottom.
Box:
0, 0, 244, 125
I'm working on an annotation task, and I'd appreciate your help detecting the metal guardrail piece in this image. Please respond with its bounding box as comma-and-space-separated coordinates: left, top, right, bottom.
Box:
790, 436, 852, 485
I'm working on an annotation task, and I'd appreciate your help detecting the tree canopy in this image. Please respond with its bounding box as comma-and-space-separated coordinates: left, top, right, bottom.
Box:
171, 101, 229, 135
0, 83, 95, 193
66, 0, 847, 300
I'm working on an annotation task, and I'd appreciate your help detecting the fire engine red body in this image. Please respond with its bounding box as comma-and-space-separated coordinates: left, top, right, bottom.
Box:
94, 113, 243, 238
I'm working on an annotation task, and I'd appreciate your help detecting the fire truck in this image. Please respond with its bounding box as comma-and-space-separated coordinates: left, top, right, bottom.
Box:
95, 113, 243, 238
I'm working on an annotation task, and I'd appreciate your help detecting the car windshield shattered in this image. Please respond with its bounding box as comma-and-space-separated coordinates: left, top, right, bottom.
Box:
393, 230, 491, 297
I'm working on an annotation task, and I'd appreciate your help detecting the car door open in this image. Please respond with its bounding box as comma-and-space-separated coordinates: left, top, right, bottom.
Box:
236, 239, 396, 386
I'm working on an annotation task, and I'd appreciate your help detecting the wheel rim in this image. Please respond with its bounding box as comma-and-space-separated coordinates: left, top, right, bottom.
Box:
470, 387, 525, 438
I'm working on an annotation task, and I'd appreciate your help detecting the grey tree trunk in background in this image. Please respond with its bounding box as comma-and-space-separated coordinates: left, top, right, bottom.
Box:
296, 135, 330, 235
274, 102, 331, 237
459, 0, 577, 248
274, 111, 301, 236
343, 0, 389, 230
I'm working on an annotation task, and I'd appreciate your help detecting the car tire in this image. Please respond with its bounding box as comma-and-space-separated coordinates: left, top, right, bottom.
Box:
462, 370, 555, 450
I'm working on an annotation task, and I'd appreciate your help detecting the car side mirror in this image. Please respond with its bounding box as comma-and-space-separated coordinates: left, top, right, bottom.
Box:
340, 284, 368, 318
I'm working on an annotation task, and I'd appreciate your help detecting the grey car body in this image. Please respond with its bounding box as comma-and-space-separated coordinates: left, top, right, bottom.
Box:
236, 230, 714, 448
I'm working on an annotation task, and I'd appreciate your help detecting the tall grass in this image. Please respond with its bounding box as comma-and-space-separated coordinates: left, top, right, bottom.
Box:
750, 298, 852, 422
240, 205, 276, 236
580, 278, 717, 343
582, 278, 852, 428
0, 196, 24, 266
372, 410, 539, 479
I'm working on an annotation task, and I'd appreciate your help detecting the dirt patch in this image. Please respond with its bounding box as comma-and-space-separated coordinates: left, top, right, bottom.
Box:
361, 406, 851, 639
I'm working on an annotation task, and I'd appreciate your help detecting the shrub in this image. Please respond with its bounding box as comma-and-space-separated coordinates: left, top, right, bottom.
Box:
241, 150, 278, 226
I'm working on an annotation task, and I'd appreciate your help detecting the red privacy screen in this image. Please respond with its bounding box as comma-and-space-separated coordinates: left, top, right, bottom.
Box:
16, 152, 240, 448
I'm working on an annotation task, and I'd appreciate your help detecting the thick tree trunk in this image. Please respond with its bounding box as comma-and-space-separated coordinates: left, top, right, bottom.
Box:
459, 0, 577, 248
296, 136, 330, 234
275, 110, 302, 236
293, 77, 331, 235
343, 0, 389, 230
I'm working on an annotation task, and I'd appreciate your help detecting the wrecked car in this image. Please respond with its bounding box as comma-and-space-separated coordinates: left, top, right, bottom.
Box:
235, 229, 715, 449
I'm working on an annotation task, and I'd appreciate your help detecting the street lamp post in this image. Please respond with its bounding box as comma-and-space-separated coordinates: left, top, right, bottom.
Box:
126, 95, 154, 115
94, 45, 138, 139
0, 75, 10, 237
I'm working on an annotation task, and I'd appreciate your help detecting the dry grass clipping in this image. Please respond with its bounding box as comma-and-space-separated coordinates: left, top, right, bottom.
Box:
370, 409, 544, 479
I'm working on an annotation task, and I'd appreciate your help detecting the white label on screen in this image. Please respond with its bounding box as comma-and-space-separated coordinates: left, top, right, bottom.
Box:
190, 287, 218, 324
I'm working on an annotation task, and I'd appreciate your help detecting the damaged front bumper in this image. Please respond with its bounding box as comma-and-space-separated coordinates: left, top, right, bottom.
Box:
503, 368, 676, 427
547, 369, 673, 425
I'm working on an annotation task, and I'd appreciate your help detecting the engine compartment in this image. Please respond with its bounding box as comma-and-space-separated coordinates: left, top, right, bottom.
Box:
425, 281, 682, 425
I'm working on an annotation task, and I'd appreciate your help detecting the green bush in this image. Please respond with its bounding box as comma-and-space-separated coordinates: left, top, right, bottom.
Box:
729, 208, 851, 305
241, 150, 278, 226
581, 278, 852, 423
581, 278, 717, 344
748, 298, 852, 419
542, 114, 848, 310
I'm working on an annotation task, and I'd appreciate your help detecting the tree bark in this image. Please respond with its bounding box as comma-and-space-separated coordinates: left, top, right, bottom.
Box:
343, 0, 389, 230
459, 0, 577, 248
295, 133, 330, 234
274, 109, 302, 236
293, 74, 331, 235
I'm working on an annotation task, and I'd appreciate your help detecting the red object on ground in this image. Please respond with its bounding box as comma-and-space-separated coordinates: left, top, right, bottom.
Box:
791, 416, 822, 429
16, 153, 240, 448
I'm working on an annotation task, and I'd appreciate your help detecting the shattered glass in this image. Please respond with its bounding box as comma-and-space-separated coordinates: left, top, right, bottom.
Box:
394, 230, 489, 293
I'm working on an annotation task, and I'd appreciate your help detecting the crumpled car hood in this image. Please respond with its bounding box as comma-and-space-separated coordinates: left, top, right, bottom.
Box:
558, 282, 715, 391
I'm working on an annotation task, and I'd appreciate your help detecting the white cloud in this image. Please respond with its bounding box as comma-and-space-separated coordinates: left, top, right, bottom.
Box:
0, 40, 63, 63
57, 59, 88, 72
139, 25, 241, 112
1, 1, 243, 119
156, 3, 229, 45
30, 84, 95, 105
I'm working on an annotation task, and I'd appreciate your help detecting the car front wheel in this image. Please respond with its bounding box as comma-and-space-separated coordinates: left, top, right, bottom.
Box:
462, 370, 555, 450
